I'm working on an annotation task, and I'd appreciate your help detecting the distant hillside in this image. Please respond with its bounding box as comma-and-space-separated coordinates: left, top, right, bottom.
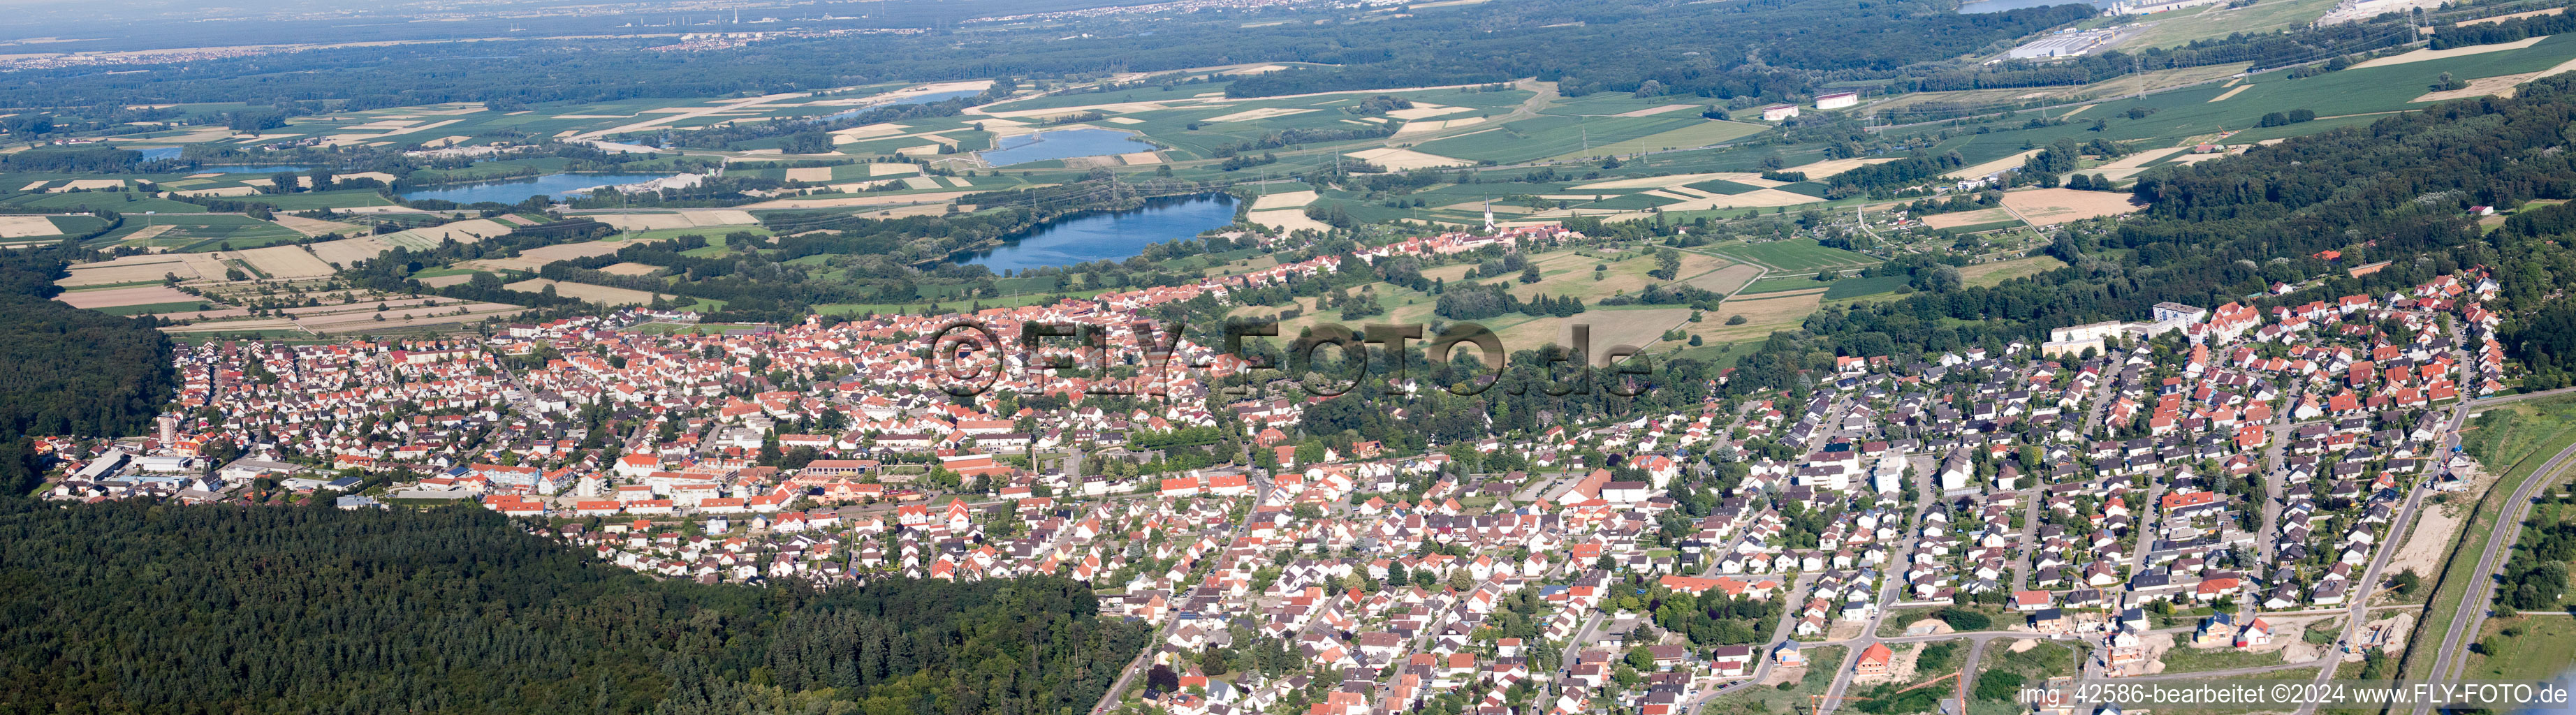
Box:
0, 500, 1151, 714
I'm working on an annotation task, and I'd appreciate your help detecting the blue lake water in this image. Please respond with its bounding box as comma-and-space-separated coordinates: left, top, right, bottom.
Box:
978, 128, 1158, 167
397, 172, 679, 205
200, 165, 314, 174
137, 147, 182, 161
951, 193, 1238, 271
1958, 0, 2110, 12
823, 89, 984, 121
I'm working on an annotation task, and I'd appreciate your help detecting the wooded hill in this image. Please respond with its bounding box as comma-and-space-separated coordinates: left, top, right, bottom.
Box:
0, 500, 1150, 715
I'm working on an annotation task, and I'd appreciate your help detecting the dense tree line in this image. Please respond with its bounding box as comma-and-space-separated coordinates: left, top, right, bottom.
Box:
0, 499, 1149, 715
0, 244, 177, 495
2432, 9, 2576, 50
1722, 77, 2576, 397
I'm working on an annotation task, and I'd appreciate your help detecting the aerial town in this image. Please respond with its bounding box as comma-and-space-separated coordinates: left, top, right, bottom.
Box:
29, 236, 2528, 715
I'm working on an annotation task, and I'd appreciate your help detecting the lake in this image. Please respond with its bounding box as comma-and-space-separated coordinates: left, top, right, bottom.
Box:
397, 173, 680, 205
137, 147, 182, 161
1957, 0, 2110, 11
951, 193, 1238, 272
978, 128, 1157, 167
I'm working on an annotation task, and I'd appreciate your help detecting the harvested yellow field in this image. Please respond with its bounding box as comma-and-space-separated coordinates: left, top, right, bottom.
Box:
2207, 84, 2253, 103
599, 262, 664, 277
1946, 149, 2042, 179
2410, 56, 2576, 102
1382, 104, 1473, 120
2097, 145, 2192, 170
174, 186, 262, 198
55, 285, 202, 309
428, 219, 513, 240
1201, 107, 1318, 123
235, 245, 338, 278
161, 318, 304, 334
298, 304, 526, 334
418, 274, 477, 288
868, 163, 921, 176
1393, 117, 1487, 137
595, 213, 696, 231
1249, 209, 1334, 235
504, 278, 662, 306
1699, 289, 1827, 342
1251, 191, 1319, 210
742, 191, 973, 209
2459, 7, 2563, 26
1783, 156, 1899, 177
1920, 207, 2019, 229
1344, 147, 1472, 170
0, 216, 61, 238
1571, 172, 1763, 191
271, 215, 365, 237
1491, 308, 1693, 367
2002, 188, 2146, 225
1101, 117, 1146, 124
1614, 103, 1702, 118
1959, 256, 2068, 287
2353, 35, 2548, 68
784, 167, 835, 182
51, 179, 123, 192
1686, 263, 1765, 295
59, 254, 200, 286
1115, 152, 1163, 164
307, 236, 396, 267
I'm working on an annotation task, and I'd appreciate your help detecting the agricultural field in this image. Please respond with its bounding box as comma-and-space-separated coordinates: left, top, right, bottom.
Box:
504, 278, 665, 307
2002, 189, 2146, 226
2100, 0, 2344, 50
1960, 256, 2066, 288
1704, 239, 1877, 272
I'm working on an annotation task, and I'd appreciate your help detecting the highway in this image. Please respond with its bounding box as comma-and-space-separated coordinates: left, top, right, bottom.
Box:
2408, 435, 2576, 713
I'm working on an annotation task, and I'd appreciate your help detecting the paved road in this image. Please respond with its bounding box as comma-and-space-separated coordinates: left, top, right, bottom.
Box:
2292, 333, 2480, 715
1090, 485, 1266, 714
2410, 436, 2576, 712
1815, 447, 1942, 714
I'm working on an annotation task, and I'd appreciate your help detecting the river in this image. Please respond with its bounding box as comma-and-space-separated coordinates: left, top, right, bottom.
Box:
396, 172, 680, 205
950, 193, 1238, 272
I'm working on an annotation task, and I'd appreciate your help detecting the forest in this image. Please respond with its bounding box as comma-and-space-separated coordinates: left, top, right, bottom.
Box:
0, 244, 178, 496
2, 0, 2105, 112
1722, 76, 2576, 397
0, 499, 1151, 715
